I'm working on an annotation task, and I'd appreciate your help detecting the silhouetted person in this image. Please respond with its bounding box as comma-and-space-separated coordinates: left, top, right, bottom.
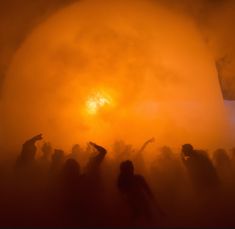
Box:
151, 146, 184, 210
213, 149, 231, 170
15, 134, 43, 171
14, 134, 45, 226
62, 159, 81, 180
40, 142, 53, 163
38, 142, 53, 174
47, 149, 67, 225
66, 144, 81, 161
118, 160, 163, 224
134, 138, 155, 174
82, 142, 108, 226
85, 142, 107, 175
50, 149, 65, 177
59, 159, 84, 225
181, 144, 219, 191
213, 148, 232, 186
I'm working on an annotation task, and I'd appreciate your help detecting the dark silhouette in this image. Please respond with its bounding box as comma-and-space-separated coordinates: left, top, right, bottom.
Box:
181, 144, 219, 191
212, 148, 232, 186
213, 149, 230, 168
85, 142, 107, 175
66, 144, 81, 161
15, 134, 43, 171
134, 137, 155, 174
13, 134, 47, 227
40, 142, 53, 163
38, 142, 53, 174
81, 142, 108, 226
59, 158, 84, 225
150, 146, 185, 211
50, 149, 65, 176
5, 134, 235, 227
117, 160, 163, 224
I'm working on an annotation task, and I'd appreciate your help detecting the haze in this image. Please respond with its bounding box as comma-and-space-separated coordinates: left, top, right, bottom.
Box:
1, 0, 232, 158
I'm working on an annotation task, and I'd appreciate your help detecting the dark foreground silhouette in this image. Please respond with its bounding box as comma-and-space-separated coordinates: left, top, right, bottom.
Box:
0, 134, 235, 227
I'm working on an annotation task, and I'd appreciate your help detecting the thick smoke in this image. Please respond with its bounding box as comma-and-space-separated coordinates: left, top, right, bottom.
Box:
0, 0, 232, 97
0, 0, 232, 159
1, 0, 235, 157
0, 0, 77, 155
0, 0, 77, 97
1, 1, 235, 227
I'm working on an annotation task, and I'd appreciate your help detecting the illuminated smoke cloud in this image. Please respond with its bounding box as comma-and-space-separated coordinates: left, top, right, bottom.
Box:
0, 0, 232, 157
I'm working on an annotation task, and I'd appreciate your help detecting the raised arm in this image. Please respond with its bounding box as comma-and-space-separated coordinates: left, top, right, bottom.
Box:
25, 134, 43, 145
89, 142, 107, 164
137, 137, 155, 155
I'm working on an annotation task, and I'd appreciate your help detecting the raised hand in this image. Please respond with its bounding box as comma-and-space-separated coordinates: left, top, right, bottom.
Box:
32, 134, 43, 141
89, 142, 107, 154
146, 137, 155, 144
138, 137, 155, 154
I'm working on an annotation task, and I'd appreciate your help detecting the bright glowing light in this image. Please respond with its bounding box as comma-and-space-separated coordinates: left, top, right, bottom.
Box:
2, 0, 231, 150
86, 91, 111, 114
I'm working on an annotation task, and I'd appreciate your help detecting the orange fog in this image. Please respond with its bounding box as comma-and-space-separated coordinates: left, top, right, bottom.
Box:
1, 0, 231, 154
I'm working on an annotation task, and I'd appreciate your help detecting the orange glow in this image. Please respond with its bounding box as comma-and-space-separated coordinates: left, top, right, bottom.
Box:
1, 0, 231, 151
86, 91, 112, 115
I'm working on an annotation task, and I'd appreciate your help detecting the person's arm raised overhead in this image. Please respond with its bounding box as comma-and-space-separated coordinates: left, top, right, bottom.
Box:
29, 133, 43, 143
89, 142, 107, 159
85, 142, 108, 173
23, 134, 43, 147
137, 137, 155, 154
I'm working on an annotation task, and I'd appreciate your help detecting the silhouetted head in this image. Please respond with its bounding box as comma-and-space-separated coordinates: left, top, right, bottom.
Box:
52, 149, 65, 162
213, 148, 230, 167
182, 144, 194, 156
72, 144, 80, 153
160, 146, 173, 159
41, 142, 52, 158
63, 158, 80, 177
21, 141, 37, 161
120, 160, 134, 176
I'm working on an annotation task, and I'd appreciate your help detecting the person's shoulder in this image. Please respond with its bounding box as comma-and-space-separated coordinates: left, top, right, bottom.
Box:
195, 150, 208, 157
195, 150, 212, 163
134, 174, 146, 182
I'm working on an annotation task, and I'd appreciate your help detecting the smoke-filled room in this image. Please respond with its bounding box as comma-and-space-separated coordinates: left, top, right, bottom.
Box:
1, 0, 235, 227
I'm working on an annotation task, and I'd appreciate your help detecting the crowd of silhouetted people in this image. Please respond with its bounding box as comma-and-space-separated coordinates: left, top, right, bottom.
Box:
1, 134, 235, 227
